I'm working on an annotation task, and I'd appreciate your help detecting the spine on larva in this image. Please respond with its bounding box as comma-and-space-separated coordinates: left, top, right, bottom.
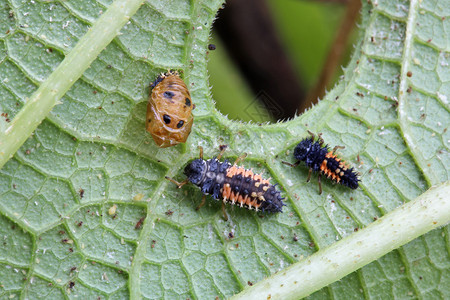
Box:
197, 160, 284, 212
315, 145, 359, 189
292, 134, 360, 192
320, 151, 359, 189
186, 158, 285, 213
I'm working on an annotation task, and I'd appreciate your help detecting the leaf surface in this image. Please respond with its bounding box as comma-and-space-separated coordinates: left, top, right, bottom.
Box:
0, 0, 449, 299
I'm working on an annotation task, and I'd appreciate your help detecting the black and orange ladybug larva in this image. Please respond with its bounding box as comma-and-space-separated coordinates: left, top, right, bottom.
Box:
146, 70, 194, 148
166, 146, 285, 220
283, 131, 360, 194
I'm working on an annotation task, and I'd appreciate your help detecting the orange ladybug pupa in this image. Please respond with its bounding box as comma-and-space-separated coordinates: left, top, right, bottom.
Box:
146, 71, 194, 148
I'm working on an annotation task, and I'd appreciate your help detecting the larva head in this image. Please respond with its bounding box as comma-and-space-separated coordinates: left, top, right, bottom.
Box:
184, 159, 206, 185
294, 138, 314, 161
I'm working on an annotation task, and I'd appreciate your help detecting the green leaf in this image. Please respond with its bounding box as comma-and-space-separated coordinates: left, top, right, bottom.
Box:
0, 0, 449, 299
232, 182, 450, 300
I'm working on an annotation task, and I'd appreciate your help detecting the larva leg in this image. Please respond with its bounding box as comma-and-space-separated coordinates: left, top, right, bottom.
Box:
217, 145, 228, 160
307, 130, 324, 145
332, 145, 345, 154
306, 168, 313, 182
318, 173, 323, 195
317, 133, 324, 146
198, 146, 203, 159
165, 177, 189, 188
196, 195, 206, 211
234, 153, 247, 165
282, 161, 300, 168
221, 202, 229, 221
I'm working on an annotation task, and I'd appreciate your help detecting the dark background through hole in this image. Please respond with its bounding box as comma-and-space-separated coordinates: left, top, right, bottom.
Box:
209, 0, 360, 121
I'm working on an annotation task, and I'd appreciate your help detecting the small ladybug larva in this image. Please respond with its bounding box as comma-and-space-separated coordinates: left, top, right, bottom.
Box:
166, 146, 285, 221
146, 70, 194, 148
283, 131, 360, 194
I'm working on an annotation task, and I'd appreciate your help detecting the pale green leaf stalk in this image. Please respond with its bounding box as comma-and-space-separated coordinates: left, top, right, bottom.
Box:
0, 0, 145, 168
232, 182, 450, 300
397, 0, 433, 185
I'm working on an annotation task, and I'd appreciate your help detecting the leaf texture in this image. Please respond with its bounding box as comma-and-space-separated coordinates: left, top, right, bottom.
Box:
0, 0, 449, 299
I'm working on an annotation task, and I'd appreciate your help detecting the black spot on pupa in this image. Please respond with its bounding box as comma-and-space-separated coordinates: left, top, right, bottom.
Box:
163, 91, 175, 99
163, 114, 171, 124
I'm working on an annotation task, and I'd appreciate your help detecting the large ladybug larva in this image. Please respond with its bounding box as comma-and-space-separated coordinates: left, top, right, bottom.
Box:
146, 70, 194, 148
283, 131, 360, 194
166, 146, 285, 220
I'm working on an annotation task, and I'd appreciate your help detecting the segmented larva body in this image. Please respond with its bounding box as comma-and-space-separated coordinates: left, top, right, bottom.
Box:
184, 158, 284, 213
293, 136, 359, 190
